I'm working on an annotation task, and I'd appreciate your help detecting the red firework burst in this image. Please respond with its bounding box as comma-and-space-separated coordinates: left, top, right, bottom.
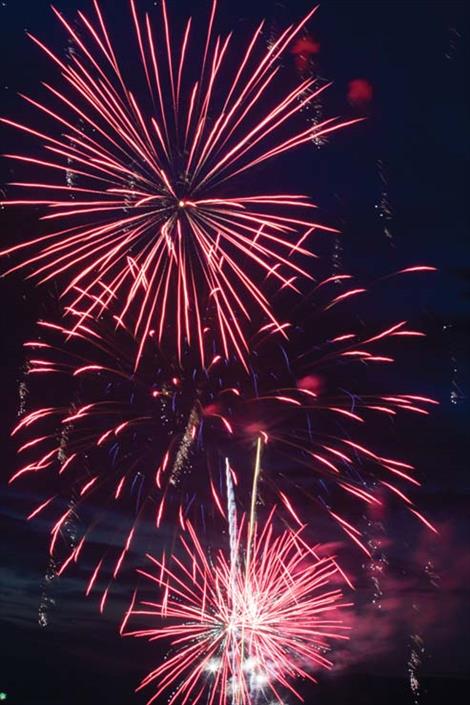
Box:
0, 0, 358, 369
10, 266, 438, 599
123, 512, 351, 705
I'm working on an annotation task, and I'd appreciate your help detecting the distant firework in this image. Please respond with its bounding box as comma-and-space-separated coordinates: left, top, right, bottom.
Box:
10, 266, 437, 602
0, 0, 358, 368
347, 78, 374, 107
123, 510, 351, 705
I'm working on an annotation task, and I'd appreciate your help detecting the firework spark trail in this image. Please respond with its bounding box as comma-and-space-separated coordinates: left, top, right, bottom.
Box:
168, 405, 200, 488
408, 634, 424, 705
366, 518, 388, 611
37, 491, 80, 626
228, 442, 265, 703
37, 556, 59, 628
246, 436, 263, 576
0, 0, 359, 369
292, 32, 328, 150
225, 460, 238, 705
225, 459, 239, 586
406, 548, 441, 705
376, 159, 394, 245
124, 507, 351, 705
18, 365, 82, 625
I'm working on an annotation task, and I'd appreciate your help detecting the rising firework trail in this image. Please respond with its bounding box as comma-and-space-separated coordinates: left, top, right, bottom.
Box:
123, 499, 351, 705
0, 0, 358, 369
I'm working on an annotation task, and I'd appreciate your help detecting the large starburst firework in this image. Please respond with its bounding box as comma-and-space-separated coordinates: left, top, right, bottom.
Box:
123, 509, 351, 705
0, 0, 357, 368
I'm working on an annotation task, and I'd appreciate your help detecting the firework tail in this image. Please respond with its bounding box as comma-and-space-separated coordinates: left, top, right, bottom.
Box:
225, 458, 239, 705
246, 435, 263, 576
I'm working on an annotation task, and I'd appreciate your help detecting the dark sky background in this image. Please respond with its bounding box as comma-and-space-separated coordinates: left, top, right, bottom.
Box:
1, 0, 469, 704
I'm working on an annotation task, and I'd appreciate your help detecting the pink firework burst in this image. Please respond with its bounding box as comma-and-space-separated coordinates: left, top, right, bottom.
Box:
123, 513, 351, 705
0, 0, 357, 369
10, 266, 438, 595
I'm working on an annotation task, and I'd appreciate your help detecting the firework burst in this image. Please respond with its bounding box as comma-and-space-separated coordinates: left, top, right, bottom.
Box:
10, 266, 437, 601
123, 506, 351, 705
0, 0, 357, 369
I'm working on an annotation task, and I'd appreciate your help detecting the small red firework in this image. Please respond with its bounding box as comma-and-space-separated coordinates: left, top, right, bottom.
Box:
0, 0, 357, 369
347, 78, 373, 106
291, 34, 321, 73
123, 514, 351, 705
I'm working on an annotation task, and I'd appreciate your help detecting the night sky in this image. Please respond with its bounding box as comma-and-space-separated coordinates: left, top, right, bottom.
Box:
1, 1, 469, 704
